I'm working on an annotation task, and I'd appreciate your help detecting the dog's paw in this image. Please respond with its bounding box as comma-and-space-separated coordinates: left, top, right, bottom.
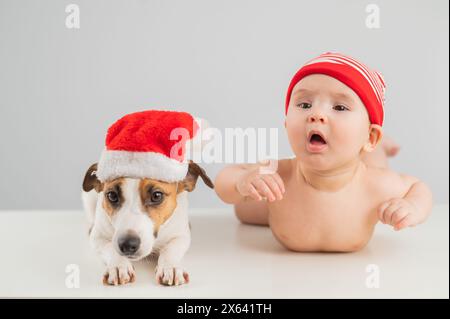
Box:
103, 261, 136, 286
155, 265, 189, 286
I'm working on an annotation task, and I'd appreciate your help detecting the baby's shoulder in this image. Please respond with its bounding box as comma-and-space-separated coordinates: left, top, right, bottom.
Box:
363, 166, 415, 198
274, 158, 294, 179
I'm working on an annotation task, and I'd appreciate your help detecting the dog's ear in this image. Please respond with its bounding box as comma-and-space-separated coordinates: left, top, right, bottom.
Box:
179, 161, 214, 193
82, 163, 103, 192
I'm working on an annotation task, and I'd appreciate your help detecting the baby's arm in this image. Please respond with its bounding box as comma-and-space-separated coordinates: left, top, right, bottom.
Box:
214, 162, 285, 225
378, 174, 433, 231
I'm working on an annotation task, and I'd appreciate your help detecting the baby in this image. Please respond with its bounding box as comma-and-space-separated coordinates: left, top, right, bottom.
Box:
215, 52, 433, 252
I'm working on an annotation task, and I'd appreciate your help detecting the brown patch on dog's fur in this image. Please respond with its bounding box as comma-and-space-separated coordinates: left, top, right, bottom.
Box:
137, 163, 213, 236
82, 163, 103, 192
102, 178, 125, 217
93, 162, 213, 236
139, 179, 178, 236
178, 161, 214, 193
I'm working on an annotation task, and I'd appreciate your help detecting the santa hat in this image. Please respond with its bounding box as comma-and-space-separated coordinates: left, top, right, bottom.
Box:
96, 110, 202, 183
285, 52, 386, 126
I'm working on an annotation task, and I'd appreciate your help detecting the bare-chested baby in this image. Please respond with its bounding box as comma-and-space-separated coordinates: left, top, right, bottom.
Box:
215, 52, 433, 252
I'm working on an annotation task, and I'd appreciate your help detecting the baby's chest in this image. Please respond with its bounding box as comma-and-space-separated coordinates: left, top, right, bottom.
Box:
272, 185, 380, 227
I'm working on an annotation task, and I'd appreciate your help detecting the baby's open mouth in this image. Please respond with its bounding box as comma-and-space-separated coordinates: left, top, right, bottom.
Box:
306, 131, 328, 153
309, 133, 327, 145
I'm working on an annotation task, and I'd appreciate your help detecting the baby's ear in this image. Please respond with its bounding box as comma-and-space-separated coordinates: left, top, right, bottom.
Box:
363, 124, 383, 153
82, 163, 103, 192
179, 161, 214, 193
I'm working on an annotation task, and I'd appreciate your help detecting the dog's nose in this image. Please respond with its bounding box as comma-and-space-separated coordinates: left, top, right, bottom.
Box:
118, 235, 141, 256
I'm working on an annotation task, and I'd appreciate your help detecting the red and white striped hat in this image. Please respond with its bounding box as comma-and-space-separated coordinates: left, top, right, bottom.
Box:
96, 110, 201, 183
285, 52, 386, 126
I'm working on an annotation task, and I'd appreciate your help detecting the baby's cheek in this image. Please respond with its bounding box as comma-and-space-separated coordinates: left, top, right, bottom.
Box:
286, 124, 305, 151
334, 126, 364, 154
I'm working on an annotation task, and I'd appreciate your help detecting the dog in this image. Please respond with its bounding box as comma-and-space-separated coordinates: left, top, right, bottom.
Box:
82, 161, 214, 286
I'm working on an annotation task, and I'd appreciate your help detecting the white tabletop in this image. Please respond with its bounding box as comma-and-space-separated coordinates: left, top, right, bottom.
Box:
0, 205, 448, 298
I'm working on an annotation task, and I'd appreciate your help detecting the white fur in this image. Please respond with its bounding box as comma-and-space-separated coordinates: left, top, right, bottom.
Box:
82, 190, 97, 232
83, 178, 191, 286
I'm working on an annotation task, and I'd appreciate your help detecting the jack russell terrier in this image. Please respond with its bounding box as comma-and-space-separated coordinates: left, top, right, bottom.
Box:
81, 110, 214, 286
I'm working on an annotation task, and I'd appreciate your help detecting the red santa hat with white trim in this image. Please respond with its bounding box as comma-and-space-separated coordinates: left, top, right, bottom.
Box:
285, 52, 386, 126
96, 110, 203, 183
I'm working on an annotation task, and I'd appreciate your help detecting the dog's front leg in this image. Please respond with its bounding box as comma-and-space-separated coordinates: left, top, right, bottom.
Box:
156, 235, 190, 286
90, 230, 136, 286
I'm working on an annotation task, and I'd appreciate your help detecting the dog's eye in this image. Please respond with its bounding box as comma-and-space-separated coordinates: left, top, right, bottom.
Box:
106, 191, 119, 204
150, 191, 164, 203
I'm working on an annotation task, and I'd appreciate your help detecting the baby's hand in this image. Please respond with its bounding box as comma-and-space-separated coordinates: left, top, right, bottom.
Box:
378, 198, 420, 231
236, 166, 285, 202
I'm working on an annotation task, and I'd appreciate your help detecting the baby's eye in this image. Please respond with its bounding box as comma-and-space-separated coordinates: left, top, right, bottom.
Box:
296, 102, 312, 109
333, 104, 348, 111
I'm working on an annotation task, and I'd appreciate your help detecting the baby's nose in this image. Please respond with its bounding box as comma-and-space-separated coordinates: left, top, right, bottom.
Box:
307, 113, 328, 124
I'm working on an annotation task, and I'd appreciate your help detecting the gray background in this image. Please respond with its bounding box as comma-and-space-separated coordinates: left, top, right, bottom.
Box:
0, 0, 448, 209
